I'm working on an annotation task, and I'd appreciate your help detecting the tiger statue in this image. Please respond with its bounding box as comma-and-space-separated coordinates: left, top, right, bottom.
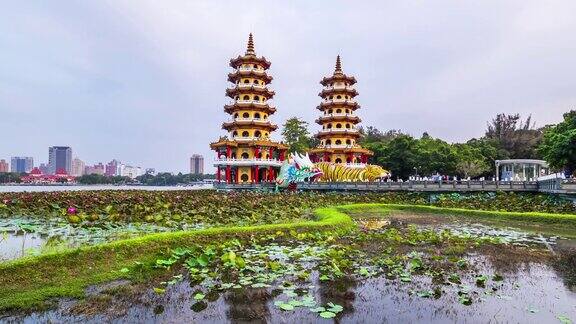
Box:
315, 162, 390, 182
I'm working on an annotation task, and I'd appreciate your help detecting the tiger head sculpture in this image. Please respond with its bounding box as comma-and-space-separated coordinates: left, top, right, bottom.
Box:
363, 164, 390, 181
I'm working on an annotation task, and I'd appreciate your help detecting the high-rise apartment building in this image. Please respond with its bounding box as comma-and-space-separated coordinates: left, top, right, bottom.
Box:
105, 159, 120, 176
39, 163, 49, 175
85, 163, 105, 175
10, 157, 34, 173
0, 159, 9, 173
190, 154, 204, 175
72, 158, 86, 177
48, 146, 72, 175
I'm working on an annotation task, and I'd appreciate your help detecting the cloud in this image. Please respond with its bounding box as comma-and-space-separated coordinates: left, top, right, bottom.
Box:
0, 0, 574, 171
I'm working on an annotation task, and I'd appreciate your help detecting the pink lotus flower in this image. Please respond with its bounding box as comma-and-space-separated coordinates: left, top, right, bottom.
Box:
67, 207, 77, 215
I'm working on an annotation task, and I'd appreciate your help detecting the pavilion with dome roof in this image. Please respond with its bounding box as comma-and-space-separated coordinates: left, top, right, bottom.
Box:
308, 56, 373, 166
210, 34, 288, 184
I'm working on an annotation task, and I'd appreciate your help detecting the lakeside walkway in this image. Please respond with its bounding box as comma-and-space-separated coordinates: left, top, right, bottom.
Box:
214, 178, 576, 195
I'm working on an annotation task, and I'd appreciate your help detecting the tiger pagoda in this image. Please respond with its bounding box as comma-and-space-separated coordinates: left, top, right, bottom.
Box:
210, 34, 288, 184
308, 56, 373, 165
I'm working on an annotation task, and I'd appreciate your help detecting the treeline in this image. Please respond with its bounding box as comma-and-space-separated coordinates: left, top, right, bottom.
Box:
135, 173, 215, 186
0, 172, 216, 186
281, 110, 576, 180
0, 173, 23, 184
358, 113, 544, 179
75, 174, 133, 185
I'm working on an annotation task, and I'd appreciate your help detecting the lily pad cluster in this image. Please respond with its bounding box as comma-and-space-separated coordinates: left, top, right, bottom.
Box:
1, 191, 574, 227
141, 220, 529, 318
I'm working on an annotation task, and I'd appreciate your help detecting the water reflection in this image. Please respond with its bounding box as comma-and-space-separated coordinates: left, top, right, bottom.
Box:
225, 288, 271, 323
0, 231, 46, 261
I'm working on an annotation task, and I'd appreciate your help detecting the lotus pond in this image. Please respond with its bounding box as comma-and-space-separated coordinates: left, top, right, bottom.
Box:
1, 190, 575, 263
3, 205, 575, 323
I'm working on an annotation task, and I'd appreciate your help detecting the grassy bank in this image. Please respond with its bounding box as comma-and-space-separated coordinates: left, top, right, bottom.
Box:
0, 207, 353, 312
340, 203, 576, 226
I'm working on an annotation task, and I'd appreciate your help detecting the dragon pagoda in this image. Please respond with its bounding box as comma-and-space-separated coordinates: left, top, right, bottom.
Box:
210, 34, 288, 184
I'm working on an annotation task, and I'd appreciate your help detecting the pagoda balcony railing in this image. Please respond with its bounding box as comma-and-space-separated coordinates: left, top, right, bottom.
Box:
322, 85, 355, 91
233, 83, 268, 90
317, 128, 359, 135
322, 99, 357, 104
320, 113, 356, 118
232, 136, 260, 141
228, 118, 270, 123
237, 67, 265, 73
232, 100, 271, 106
213, 158, 282, 167
322, 144, 356, 149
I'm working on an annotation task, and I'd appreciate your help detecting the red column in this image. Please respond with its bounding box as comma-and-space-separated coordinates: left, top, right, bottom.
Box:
225, 166, 231, 183
254, 147, 260, 159
235, 168, 239, 183
268, 166, 273, 181
226, 146, 231, 158
279, 150, 285, 161
269, 147, 273, 160
324, 152, 330, 162
348, 152, 354, 163
216, 167, 221, 182
254, 166, 259, 183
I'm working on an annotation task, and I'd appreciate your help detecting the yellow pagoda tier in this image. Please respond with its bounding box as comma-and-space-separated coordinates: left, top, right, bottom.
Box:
210, 34, 288, 184
308, 56, 373, 165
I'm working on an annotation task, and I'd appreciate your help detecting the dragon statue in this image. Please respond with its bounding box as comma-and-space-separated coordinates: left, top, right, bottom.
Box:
275, 153, 390, 190
275, 153, 323, 190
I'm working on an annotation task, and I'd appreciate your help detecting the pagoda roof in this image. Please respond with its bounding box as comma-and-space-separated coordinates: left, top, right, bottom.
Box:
320, 56, 357, 86
314, 129, 362, 139
222, 120, 278, 132
225, 85, 275, 98
229, 34, 272, 69
224, 102, 277, 114
316, 100, 360, 111
210, 138, 288, 150
315, 115, 361, 125
30, 167, 42, 175
319, 87, 358, 98
228, 70, 273, 83
309, 146, 373, 156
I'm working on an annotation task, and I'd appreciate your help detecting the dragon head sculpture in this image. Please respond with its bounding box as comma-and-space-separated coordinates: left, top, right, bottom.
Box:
275, 153, 323, 189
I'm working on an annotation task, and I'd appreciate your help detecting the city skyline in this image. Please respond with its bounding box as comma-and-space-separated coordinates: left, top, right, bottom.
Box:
1, 1, 575, 172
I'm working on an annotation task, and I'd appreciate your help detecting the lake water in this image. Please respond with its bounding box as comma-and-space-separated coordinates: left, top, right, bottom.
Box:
0, 184, 214, 193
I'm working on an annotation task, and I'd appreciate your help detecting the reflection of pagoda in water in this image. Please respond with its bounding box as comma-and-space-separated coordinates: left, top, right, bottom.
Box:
210, 34, 288, 184
309, 56, 372, 165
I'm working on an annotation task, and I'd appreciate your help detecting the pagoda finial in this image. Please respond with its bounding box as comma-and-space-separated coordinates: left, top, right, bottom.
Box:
334, 55, 342, 74
246, 33, 255, 55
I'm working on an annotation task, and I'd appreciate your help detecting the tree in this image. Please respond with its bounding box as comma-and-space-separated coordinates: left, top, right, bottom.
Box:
377, 134, 419, 180
485, 113, 543, 159
415, 135, 458, 176
359, 126, 403, 145
0, 172, 22, 184
465, 138, 507, 178
281, 117, 312, 153
538, 110, 576, 176
453, 143, 490, 178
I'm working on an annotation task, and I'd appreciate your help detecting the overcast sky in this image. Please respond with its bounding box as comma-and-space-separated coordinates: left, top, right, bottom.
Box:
1, 1, 575, 172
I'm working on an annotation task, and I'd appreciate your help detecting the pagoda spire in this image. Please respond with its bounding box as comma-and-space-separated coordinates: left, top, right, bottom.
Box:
245, 33, 255, 55
334, 55, 342, 75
